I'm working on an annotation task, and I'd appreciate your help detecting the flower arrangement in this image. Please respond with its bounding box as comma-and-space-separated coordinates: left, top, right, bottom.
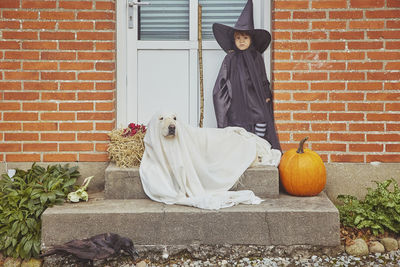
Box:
107, 123, 147, 168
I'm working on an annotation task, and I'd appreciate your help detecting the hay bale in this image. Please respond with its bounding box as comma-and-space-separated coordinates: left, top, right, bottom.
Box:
107, 126, 146, 168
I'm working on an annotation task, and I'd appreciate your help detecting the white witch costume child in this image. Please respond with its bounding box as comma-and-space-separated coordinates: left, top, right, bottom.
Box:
212, 0, 281, 150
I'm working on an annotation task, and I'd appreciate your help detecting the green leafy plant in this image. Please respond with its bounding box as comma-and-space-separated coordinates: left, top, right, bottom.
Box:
337, 179, 400, 236
0, 163, 79, 259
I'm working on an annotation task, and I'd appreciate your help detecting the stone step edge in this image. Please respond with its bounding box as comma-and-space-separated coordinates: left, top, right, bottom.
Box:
104, 162, 280, 199
42, 193, 340, 248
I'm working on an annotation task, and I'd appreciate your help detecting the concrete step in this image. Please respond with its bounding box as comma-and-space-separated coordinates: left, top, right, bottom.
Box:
41, 192, 340, 249
104, 163, 279, 199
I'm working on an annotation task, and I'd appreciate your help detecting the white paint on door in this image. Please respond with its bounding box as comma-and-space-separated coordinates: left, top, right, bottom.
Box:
116, 0, 270, 127
137, 50, 190, 123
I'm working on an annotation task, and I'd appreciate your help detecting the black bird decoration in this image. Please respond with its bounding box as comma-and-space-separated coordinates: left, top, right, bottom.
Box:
41, 233, 138, 264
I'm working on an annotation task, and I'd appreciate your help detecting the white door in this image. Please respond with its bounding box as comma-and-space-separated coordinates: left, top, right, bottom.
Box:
116, 0, 271, 127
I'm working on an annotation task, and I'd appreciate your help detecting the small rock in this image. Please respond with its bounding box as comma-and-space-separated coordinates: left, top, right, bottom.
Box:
311, 255, 318, 261
345, 239, 369, 256
4, 257, 22, 267
380, 237, 398, 252
162, 247, 169, 259
136, 260, 147, 267
369, 241, 385, 254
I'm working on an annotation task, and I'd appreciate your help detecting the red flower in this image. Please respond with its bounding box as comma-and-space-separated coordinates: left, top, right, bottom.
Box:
122, 123, 147, 137
122, 129, 130, 137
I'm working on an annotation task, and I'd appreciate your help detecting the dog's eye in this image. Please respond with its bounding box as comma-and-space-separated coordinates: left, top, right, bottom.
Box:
173, 117, 176, 120
159, 117, 163, 120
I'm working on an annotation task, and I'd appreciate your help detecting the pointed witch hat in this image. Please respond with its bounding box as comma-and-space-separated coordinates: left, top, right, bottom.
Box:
212, 0, 271, 54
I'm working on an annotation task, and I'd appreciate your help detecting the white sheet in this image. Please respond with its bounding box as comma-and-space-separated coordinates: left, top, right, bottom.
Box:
139, 112, 281, 210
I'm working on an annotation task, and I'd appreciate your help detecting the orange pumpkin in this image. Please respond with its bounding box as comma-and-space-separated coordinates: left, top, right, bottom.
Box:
279, 137, 326, 196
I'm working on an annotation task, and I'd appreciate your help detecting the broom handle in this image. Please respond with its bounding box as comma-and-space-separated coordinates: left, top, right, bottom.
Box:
198, 5, 204, 128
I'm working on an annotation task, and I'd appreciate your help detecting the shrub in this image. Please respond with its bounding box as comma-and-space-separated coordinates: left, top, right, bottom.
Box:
337, 179, 400, 236
0, 163, 79, 259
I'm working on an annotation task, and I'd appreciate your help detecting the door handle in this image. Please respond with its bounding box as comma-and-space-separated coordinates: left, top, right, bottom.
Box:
128, 0, 150, 29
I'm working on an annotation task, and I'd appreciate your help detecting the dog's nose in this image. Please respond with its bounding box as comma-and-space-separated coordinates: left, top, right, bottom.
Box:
168, 124, 176, 135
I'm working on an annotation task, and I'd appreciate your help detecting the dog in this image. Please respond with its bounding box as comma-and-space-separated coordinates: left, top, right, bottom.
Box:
159, 113, 177, 137
156, 113, 278, 167
230, 127, 270, 167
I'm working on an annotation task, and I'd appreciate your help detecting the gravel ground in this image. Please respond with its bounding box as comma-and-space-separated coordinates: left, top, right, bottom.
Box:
155, 253, 400, 267
44, 249, 400, 267
132, 251, 400, 267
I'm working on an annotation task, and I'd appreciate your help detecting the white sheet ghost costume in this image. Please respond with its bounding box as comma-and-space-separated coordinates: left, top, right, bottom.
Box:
139, 112, 281, 210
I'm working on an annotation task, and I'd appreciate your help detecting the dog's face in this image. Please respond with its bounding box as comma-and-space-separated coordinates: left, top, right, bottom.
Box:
159, 113, 177, 138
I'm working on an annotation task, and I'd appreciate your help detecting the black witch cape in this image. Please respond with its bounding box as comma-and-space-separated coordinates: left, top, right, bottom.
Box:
212, 45, 281, 151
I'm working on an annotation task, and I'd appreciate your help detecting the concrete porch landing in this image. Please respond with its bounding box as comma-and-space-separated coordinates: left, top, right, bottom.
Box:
41, 193, 340, 248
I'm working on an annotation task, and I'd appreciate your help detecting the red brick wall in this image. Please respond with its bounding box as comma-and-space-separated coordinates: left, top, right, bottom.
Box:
0, 0, 115, 162
272, 0, 400, 163
1, 0, 399, 164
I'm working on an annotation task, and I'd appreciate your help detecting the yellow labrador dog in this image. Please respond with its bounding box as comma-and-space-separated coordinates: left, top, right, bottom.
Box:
230, 127, 276, 167
157, 113, 279, 167
159, 113, 177, 138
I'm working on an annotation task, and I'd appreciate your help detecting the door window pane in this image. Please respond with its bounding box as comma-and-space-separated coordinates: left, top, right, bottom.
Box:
139, 0, 189, 40
199, 0, 247, 40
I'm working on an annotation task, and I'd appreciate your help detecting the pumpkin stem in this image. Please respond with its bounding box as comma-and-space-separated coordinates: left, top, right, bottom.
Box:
296, 137, 309, 154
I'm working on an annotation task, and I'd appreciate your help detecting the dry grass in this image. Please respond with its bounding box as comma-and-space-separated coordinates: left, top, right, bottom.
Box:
340, 224, 397, 246
107, 128, 145, 168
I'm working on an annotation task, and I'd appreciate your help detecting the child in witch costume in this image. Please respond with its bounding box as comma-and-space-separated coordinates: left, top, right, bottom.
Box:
212, 0, 281, 150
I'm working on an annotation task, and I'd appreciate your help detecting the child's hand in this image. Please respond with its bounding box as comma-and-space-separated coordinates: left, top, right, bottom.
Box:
266, 98, 271, 103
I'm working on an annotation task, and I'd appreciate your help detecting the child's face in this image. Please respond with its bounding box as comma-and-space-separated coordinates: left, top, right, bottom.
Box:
234, 32, 251, 51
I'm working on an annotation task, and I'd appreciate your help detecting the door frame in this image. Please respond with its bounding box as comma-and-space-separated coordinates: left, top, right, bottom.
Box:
116, 0, 271, 127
